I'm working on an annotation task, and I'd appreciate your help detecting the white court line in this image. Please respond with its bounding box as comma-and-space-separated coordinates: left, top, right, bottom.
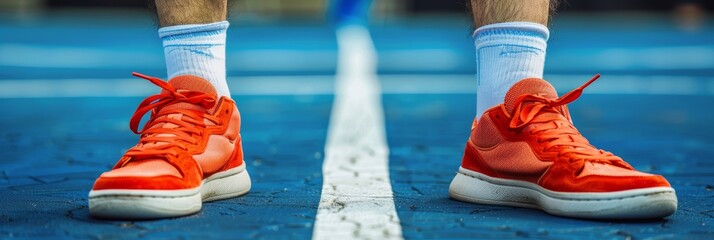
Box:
312, 26, 403, 239
2, 74, 714, 98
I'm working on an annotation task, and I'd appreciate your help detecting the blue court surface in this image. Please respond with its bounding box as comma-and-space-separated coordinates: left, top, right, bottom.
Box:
1, 12, 714, 239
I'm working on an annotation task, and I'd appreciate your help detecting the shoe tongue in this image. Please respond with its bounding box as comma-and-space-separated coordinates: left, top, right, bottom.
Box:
503, 78, 558, 115
158, 75, 218, 114
140, 75, 219, 150
168, 75, 217, 95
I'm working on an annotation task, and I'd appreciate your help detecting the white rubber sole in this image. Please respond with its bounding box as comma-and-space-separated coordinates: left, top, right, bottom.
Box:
88, 165, 251, 219
449, 167, 677, 219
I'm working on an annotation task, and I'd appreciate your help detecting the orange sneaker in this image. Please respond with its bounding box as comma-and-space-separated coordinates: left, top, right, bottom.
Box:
89, 73, 251, 219
449, 75, 677, 219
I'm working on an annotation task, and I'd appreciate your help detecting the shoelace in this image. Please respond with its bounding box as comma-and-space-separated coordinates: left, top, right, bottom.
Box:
125, 72, 218, 158
507, 74, 631, 170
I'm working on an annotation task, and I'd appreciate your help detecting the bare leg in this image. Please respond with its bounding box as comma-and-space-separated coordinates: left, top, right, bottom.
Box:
471, 0, 555, 28
155, 0, 227, 27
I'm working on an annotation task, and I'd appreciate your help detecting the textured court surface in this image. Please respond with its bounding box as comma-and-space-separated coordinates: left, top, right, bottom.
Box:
1, 13, 714, 239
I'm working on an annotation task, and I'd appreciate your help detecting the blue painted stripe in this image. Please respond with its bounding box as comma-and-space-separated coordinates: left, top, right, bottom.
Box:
2, 75, 713, 98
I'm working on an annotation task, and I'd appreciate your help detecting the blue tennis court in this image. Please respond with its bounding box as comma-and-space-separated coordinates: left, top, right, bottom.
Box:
1, 8, 713, 240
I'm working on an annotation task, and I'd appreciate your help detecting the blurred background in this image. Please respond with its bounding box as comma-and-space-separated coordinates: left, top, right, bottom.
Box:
0, 0, 712, 80
1, 2, 714, 239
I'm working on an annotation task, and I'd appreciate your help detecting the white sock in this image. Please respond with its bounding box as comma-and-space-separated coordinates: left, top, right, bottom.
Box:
158, 21, 231, 97
474, 22, 549, 119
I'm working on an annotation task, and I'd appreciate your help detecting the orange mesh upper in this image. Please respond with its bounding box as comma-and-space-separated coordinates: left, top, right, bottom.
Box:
470, 115, 551, 183
472, 116, 501, 149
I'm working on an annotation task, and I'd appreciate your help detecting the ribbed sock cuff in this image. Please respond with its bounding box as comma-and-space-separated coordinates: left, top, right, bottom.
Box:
158, 21, 229, 45
473, 22, 549, 51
